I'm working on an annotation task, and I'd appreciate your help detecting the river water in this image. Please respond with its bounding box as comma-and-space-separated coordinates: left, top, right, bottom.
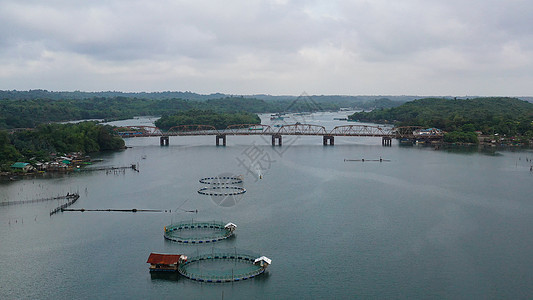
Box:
1, 112, 533, 299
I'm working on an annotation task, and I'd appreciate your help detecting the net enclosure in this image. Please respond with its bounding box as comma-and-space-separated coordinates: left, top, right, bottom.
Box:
164, 221, 237, 244
197, 186, 246, 196
199, 176, 243, 185
178, 250, 272, 283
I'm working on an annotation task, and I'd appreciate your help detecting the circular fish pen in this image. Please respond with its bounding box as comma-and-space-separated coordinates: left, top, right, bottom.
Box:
164, 221, 237, 244
197, 186, 246, 196
199, 176, 243, 185
178, 252, 271, 283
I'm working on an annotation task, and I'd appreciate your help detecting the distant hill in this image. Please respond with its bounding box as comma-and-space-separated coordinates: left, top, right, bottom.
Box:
0, 90, 410, 129
0, 89, 417, 103
0, 89, 227, 101
349, 97, 533, 137
3, 90, 530, 133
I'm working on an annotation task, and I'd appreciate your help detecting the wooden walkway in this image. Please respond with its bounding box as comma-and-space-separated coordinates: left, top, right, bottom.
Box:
1, 193, 77, 207
50, 193, 80, 216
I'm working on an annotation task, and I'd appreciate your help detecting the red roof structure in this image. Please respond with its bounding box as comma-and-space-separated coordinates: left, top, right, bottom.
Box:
146, 253, 183, 265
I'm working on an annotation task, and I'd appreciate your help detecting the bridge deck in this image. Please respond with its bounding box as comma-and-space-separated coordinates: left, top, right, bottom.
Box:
115, 124, 440, 139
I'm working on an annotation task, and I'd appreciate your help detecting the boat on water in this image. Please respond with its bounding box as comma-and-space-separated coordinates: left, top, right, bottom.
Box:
399, 138, 413, 145
270, 112, 287, 120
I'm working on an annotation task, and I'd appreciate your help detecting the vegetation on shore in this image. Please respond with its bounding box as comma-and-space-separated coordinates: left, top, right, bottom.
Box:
3, 91, 533, 171
349, 97, 533, 144
0, 122, 124, 171
0, 91, 406, 129
155, 110, 261, 130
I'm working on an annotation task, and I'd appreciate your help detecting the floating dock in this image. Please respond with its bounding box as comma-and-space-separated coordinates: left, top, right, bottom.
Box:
147, 253, 188, 272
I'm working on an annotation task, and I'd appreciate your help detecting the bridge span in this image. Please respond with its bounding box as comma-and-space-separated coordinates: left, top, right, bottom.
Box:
115, 124, 443, 146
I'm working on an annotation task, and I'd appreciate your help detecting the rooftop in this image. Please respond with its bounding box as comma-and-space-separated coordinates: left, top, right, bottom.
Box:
254, 256, 272, 265
146, 253, 185, 265
11, 162, 29, 168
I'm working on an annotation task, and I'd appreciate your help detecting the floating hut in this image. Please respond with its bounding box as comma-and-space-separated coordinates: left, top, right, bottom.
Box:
254, 256, 272, 268
224, 222, 237, 232
146, 253, 187, 272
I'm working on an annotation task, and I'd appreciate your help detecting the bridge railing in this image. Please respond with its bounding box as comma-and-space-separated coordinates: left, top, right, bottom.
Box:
329, 125, 394, 137
391, 126, 423, 138
277, 124, 328, 135
223, 124, 273, 135
167, 125, 219, 136
115, 123, 443, 139
114, 126, 163, 137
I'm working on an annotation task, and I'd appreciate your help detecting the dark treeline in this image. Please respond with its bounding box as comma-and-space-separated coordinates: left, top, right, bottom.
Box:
0, 122, 125, 171
350, 97, 533, 143
0, 89, 418, 103
0, 89, 226, 101
0, 94, 403, 129
155, 110, 261, 130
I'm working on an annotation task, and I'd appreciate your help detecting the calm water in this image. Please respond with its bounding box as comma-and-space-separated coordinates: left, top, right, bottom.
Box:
1, 113, 533, 299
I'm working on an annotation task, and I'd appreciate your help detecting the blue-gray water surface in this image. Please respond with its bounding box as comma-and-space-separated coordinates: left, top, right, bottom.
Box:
1, 113, 533, 299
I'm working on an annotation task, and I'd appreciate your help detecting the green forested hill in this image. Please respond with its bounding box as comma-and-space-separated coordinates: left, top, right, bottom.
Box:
0, 90, 408, 129
350, 97, 533, 138
0, 122, 125, 170
155, 110, 261, 130
0, 97, 269, 129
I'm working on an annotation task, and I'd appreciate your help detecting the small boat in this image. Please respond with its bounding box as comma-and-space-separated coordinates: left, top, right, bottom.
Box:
399, 139, 413, 146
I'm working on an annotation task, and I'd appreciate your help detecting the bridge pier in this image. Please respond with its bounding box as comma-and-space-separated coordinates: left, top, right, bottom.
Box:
272, 134, 282, 146
160, 136, 169, 146
382, 137, 392, 146
323, 135, 334, 146
216, 135, 226, 146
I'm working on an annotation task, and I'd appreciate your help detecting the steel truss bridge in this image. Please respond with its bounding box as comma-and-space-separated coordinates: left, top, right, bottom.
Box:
115, 124, 443, 146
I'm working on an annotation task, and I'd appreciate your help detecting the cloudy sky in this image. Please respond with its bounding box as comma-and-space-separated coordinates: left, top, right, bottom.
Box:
1, 0, 532, 96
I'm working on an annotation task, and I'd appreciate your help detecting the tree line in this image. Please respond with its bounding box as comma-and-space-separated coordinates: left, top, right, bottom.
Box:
349, 97, 533, 143
0, 94, 405, 129
0, 122, 125, 171
155, 110, 261, 130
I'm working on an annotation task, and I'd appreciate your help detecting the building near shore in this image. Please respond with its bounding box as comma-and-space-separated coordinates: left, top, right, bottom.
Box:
10, 162, 34, 172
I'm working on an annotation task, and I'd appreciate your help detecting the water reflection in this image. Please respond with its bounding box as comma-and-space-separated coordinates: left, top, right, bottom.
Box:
150, 272, 181, 281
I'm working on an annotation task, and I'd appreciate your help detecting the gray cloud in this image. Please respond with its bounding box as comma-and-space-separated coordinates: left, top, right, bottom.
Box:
0, 0, 532, 95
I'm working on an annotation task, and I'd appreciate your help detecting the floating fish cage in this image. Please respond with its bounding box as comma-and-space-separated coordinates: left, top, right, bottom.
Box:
178, 251, 271, 283
199, 176, 243, 185
197, 186, 246, 196
164, 221, 237, 244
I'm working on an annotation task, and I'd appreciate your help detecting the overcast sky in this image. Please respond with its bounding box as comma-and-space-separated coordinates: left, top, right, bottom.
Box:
1, 0, 532, 96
